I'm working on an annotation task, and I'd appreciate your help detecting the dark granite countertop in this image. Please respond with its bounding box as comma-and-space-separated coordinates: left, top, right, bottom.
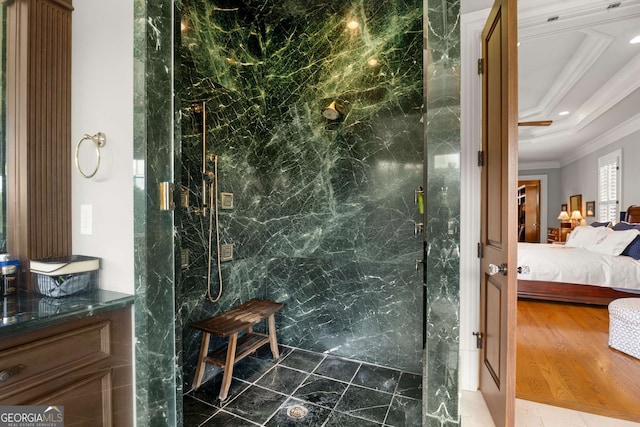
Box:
0, 289, 134, 338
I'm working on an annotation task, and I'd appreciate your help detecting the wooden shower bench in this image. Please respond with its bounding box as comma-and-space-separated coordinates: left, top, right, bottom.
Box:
190, 298, 284, 400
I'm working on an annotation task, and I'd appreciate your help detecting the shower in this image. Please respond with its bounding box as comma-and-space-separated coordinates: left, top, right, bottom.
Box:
176, 1, 425, 414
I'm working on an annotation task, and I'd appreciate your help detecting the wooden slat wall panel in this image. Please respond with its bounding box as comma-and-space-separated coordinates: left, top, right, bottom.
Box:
5, 0, 29, 280
6, 0, 72, 290
28, 0, 72, 261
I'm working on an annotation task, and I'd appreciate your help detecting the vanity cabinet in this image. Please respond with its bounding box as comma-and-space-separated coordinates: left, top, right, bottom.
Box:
0, 306, 132, 426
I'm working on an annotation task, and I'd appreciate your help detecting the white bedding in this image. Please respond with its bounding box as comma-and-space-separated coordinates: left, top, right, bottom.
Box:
517, 243, 640, 291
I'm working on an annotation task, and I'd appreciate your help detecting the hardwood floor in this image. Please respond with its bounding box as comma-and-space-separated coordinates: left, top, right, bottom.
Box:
516, 299, 640, 423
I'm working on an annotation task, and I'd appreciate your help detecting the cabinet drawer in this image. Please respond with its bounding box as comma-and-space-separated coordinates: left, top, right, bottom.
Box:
0, 321, 110, 399
32, 369, 113, 427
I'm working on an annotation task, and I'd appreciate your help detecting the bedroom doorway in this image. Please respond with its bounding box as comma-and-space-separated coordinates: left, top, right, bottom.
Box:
461, 1, 640, 424
517, 180, 540, 243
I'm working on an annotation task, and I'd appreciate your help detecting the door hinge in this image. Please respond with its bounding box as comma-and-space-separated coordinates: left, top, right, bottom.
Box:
477, 150, 484, 167
473, 332, 484, 349
477, 242, 483, 258
477, 58, 484, 75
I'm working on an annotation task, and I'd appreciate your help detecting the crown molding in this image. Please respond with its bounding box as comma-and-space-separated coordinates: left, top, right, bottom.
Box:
464, 0, 640, 24
518, 30, 613, 120
560, 113, 640, 167
526, 53, 640, 141
518, 160, 561, 171
519, 0, 640, 36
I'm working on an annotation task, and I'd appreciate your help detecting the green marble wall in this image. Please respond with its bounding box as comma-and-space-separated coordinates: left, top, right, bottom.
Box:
424, 0, 461, 425
177, 0, 425, 388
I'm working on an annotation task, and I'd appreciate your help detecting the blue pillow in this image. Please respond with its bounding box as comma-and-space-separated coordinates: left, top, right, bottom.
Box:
591, 221, 611, 227
613, 222, 640, 231
622, 236, 640, 260
612, 222, 640, 259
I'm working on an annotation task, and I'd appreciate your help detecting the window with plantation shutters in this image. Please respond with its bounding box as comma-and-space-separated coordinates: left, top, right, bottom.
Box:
598, 150, 621, 223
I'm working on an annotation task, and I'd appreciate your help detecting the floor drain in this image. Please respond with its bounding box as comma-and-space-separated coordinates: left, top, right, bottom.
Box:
286, 405, 308, 419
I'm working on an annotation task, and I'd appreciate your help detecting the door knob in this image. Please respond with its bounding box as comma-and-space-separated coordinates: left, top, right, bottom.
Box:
487, 263, 507, 276
518, 265, 530, 275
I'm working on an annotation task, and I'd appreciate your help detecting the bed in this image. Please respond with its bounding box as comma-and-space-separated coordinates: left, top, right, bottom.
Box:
517, 205, 640, 305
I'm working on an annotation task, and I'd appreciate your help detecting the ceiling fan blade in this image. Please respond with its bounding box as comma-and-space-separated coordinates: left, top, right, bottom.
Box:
518, 120, 553, 126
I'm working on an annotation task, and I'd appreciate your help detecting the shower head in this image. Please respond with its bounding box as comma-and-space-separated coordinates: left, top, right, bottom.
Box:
322, 100, 346, 121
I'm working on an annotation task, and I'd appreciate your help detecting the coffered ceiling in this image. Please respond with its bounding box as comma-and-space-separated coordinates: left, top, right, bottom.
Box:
462, 0, 640, 168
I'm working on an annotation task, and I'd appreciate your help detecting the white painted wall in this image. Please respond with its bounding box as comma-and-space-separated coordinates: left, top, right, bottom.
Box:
561, 130, 640, 221
459, 10, 484, 391
71, 0, 134, 294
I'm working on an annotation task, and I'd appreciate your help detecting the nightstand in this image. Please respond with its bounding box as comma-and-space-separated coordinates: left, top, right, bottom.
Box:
547, 226, 570, 243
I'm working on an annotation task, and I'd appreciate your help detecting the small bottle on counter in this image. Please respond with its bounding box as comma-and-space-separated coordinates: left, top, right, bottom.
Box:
0, 254, 20, 296
2, 293, 18, 324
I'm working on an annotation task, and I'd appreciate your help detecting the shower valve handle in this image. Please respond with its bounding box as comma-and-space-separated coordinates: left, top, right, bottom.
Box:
203, 171, 215, 184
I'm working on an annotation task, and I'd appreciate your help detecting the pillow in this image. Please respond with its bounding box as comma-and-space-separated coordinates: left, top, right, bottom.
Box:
611, 223, 640, 259
587, 228, 640, 256
565, 225, 610, 248
613, 221, 640, 231
622, 236, 640, 260
590, 221, 611, 228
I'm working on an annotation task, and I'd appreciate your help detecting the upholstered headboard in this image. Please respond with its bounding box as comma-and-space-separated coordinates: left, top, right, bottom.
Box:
625, 205, 640, 224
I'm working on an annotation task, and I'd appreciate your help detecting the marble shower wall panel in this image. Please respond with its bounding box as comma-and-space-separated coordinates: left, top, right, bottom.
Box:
178, 0, 424, 385
424, 0, 461, 426
266, 258, 423, 372
134, 0, 180, 425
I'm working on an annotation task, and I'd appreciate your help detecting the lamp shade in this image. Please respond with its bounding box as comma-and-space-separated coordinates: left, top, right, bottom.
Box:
570, 210, 583, 220
557, 211, 570, 221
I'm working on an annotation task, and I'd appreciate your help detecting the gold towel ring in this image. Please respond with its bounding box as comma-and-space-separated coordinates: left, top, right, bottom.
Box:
75, 132, 106, 178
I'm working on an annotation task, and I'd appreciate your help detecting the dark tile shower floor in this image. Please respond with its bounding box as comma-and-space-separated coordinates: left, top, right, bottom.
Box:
183, 346, 422, 426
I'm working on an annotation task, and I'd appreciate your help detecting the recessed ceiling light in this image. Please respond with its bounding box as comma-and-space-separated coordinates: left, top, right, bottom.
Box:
558, 111, 570, 116
631, 35, 640, 44
347, 20, 359, 30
